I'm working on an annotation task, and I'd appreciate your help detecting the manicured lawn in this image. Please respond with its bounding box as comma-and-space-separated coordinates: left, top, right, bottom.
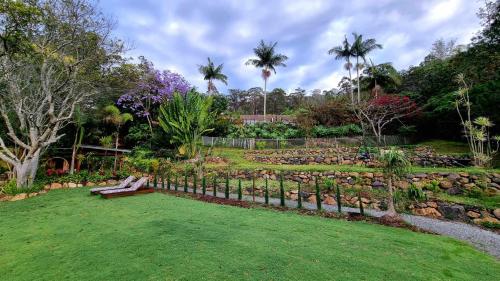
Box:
1, 188, 499, 281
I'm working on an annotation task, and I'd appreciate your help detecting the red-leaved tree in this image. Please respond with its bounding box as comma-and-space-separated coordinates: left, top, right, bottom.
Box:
355, 95, 418, 144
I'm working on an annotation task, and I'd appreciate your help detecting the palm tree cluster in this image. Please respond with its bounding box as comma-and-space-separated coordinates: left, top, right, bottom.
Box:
328, 33, 382, 103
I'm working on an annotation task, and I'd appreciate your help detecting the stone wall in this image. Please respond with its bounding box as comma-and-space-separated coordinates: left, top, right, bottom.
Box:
244, 147, 471, 168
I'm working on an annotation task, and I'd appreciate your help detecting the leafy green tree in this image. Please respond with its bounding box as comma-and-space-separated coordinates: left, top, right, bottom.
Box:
198, 57, 228, 94
158, 90, 215, 159
103, 105, 133, 172
379, 147, 411, 218
350, 33, 382, 102
246, 40, 288, 119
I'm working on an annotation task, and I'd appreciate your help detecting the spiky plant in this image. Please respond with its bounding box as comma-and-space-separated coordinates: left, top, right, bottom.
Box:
379, 147, 411, 217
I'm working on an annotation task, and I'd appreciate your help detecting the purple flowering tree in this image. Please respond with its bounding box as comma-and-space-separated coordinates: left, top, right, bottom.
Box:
118, 63, 191, 134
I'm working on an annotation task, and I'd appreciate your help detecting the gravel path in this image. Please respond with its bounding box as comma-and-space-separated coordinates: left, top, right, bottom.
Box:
170, 187, 500, 258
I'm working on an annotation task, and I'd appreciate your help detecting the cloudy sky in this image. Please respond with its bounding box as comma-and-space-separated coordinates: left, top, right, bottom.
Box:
98, 0, 484, 94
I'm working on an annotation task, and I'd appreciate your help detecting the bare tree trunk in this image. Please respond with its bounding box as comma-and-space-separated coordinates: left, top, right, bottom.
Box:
70, 128, 79, 174
386, 176, 397, 216
113, 131, 119, 173
263, 77, 267, 121
347, 58, 354, 104
14, 152, 41, 188
356, 56, 361, 103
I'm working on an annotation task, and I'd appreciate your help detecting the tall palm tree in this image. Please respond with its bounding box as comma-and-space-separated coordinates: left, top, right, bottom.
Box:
351, 33, 382, 103
198, 57, 228, 94
328, 35, 354, 103
103, 105, 133, 172
246, 40, 288, 120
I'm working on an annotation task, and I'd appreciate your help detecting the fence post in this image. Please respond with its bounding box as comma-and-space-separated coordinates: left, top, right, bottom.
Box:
161, 174, 165, 191
213, 176, 217, 197
280, 174, 285, 207
167, 173, 171, 190
202, 176, 206, 195
225, 173, 230, 199
174, 176, 178, 191
193, 174, 197, 194
336, 185, 342, 213
184, 173, 188, 192
315, 177, 321, 211
264, 178, 269, 205
252, 175, 255, 202
297, 182, 302, 209
238, 179, 242, 200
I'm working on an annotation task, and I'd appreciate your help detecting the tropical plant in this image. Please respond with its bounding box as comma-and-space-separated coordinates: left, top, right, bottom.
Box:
245, 40, 288, 119
103, 105, 133, 172
454, 74, 500, 167
198, 57, 228, 94
350, 33, 382, 102
158, 90, 215, 159
329, 35, 354, 102
379, 147, 411, 218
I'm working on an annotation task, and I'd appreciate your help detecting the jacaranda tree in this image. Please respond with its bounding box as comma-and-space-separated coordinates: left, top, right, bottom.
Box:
118, 60, 191, 134
158, 90, 215, 159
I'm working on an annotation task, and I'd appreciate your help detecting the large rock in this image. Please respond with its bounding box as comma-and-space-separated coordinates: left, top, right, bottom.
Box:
439, 180, 453, 189
51, 183, 63, 189
438, 204, 466, 220
10, 193, 28, 201
494, 209, 500, 219
307, 195, 316, 204
466, 211, 481, 219
447, 186, 463, 195
67, 182, 78, 188
413, 207, 442, 218
323, 196, 335, 205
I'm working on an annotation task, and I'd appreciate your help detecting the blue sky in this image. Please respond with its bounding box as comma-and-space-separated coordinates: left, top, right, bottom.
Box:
98, 0, 483, 94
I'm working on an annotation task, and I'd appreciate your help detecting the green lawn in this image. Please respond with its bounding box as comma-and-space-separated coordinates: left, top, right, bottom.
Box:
1, 188, 499, 281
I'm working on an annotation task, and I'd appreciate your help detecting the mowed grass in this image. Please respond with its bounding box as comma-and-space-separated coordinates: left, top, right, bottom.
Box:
0, 188, 499, 281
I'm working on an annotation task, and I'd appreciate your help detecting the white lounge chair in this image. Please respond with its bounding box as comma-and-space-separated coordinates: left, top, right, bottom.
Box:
90, 176, 135, 195
99, 177, 151, 199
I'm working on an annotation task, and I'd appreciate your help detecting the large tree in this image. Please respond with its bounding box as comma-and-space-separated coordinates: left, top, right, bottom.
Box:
198, 57, 228, 94
328, 35, 354, 103
0, 0, 122, 188
350, 33, 382, 103
245, 40, 288, 120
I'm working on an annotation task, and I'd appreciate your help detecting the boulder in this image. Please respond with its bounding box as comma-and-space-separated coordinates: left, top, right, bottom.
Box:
51, 183, 63, 189
10, 193, 28, 201
447, 186, 463, 195
447, 173, 460, 181
372, 181, 384, 189
67, 182, 78, 188
85, 182, 95, 187
323, 196, 335, 205
473, 216, 500, 225
493, 209, 500, 219
438, 204, 466, 220
426, 201, 438, 208
413, 207, 442, 218
307, 195, 316, 204
439, 180, 453, 189
466, 211, 481, 219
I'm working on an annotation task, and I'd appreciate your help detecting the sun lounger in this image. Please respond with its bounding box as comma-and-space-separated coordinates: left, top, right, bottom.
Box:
99, 177, 152, 199
90, 176, 136, 195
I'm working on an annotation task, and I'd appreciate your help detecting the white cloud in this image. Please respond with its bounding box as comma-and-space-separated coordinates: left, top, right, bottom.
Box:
417, 0, 462, 30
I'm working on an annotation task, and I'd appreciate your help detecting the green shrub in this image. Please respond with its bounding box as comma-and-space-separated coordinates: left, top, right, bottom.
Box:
466, 187, 485, 199
312, 124, 362, 138
481, 221, 500, 229
1, 179, 44, 195
255, 141, 267, 150
424, 180, 440, 193
408, 184, 427, 201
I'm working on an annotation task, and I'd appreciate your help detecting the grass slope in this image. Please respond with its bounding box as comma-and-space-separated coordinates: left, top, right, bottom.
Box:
0, 188, 499, 281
